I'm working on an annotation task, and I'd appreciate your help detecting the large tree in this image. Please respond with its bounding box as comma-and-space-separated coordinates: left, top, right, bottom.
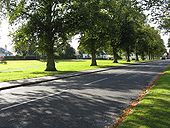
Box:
105, 0, 146, 63
136, 25, 166, 60
71, 0, 108, 66
103, 0, 123, 63
4, 0, 73, 71
11, 24, 39, 56
119, 0, 142, 62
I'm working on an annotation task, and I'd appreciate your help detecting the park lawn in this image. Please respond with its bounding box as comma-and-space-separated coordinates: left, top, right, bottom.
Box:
0, 59, 134, 82
117, 66, 170, 128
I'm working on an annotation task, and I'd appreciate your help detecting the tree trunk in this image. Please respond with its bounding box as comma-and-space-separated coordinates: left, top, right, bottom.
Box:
149, 53, 151, 60
45, 2, 56, 71
152, 55, 154, 60
135, 52, 139, 61
45, 41, 56, 71
113, 46, 118, 63
45, 50, 56, 71
141, 52, 145, 61
126, 48, 130, 62
91, 50, 97, 66
90, 43, 97, 66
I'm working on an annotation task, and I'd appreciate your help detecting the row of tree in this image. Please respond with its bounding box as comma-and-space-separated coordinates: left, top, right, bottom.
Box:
77, 1, 166, 65
0, 0, 169, 71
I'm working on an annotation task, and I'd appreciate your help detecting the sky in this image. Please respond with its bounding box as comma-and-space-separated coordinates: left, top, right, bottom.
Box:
0, 19, 12, 51
0, 18, 169, 53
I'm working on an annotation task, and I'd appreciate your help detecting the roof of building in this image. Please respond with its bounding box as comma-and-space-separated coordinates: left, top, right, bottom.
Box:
0, 47, 13, 55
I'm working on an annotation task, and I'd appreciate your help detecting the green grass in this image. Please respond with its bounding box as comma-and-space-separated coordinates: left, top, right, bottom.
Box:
117, 66, 170, 128
0, 59, 135, 82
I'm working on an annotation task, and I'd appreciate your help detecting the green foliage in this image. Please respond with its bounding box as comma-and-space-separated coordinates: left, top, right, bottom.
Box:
160, 17, 170, 33
74, 0, 109, 66
11, 24, 39, 56
2, 0, 167, 69
56, 44, 76, 59
140, 0, 169, 32
136, 25, 166, 60
104, 0, 146, 62
5, 0, 75, 71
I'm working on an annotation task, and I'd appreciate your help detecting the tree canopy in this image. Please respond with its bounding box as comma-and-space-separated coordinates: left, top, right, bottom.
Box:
0, 0, 168, 70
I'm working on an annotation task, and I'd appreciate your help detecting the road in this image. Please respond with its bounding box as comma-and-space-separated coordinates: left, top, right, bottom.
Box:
0, 60, 169, 128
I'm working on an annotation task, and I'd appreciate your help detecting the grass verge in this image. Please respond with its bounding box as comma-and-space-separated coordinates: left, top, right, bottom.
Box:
0, 59, 136, 82
117, 66, 170, 128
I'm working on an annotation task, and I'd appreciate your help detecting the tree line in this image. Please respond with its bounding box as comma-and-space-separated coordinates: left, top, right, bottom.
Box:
0, 0, 169, 71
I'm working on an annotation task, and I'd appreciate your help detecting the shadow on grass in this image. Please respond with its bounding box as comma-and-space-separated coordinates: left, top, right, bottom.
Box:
118, 95, 170, 128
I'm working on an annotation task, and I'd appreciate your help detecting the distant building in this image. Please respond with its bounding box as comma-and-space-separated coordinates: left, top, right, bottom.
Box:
0, 47, 13, 57
81, 53, 112, 59
82, 54, 91, 59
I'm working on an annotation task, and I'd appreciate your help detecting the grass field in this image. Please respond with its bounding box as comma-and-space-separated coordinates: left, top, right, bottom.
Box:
117, 66, 170, 128
0, 59, 135, 82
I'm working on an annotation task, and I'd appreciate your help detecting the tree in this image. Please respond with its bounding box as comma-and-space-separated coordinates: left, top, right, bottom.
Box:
135, 25, 150, 60
160, 17, 170, 33
79, 30, 105, 66
119, 1, 141, 62
103, 0, 123, 63
4, 0, 73, 71
72, 0, 108, 66
57, 44, 76, 59
137, 25, 166, 60
11, 24, 38, 56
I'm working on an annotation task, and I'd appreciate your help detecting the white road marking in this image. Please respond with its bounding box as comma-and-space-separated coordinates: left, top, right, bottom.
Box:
114, 73, 124, 76
0, 90, 67, 112
84, 78, 109, 85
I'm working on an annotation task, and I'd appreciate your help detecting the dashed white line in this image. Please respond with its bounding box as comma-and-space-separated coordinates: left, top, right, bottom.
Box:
84, 78, 109, 85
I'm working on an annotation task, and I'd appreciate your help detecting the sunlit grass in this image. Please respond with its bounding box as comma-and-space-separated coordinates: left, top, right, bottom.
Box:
117, 66, 170, 128
0, 59, 134, 82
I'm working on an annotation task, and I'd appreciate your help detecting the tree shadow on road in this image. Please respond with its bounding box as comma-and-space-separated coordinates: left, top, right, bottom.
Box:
0, 61, 169, 128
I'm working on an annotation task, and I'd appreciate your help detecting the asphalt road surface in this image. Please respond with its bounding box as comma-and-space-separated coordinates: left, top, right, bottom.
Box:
0, 60, 169, 128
